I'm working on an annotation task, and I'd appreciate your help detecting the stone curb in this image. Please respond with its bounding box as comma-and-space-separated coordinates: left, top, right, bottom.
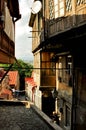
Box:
31, 104, 63, 130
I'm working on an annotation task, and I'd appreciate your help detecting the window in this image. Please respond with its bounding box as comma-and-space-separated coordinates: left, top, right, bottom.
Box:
49, 0, 54, 19
67, 55, 72, 75
58, 55, 73, 86
53, 0, 64, 18
58, 57, 63, 82
65, 0, 72, 12
58, 62, 62, 78
76, 0, 85, 5
54, 0, 59, 18
51, 62, 56, 75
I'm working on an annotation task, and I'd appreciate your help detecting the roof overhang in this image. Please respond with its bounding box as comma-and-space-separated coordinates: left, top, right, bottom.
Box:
7, 0, 21, 22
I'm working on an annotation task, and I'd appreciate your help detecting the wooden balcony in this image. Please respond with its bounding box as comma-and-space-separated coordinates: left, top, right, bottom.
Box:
30, 2, 86, 52
48, 4, 86, 39
39, 4, 86, 53
0, 30, 15, 63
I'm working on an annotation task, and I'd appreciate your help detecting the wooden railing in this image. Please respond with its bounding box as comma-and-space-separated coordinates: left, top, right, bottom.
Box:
48, 3, 86, 38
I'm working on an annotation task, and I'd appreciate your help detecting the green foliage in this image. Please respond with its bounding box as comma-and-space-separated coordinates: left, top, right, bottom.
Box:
0, 59, 33, 77
13, 59, 33, 77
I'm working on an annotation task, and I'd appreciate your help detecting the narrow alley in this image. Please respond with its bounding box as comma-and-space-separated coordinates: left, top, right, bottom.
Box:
0, 100, 62, 130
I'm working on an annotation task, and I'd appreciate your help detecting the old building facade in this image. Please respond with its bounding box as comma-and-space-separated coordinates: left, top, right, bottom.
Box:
29, 0, 86, 130
0, 0, 21, 99
0, 0, 21, 64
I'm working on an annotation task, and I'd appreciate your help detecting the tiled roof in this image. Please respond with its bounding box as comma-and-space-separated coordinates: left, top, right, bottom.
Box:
25, 77, 37, 87
8, 71, 18, 85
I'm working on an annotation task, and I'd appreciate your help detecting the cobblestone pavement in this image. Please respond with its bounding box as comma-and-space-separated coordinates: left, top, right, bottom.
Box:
0, 102, 54, 130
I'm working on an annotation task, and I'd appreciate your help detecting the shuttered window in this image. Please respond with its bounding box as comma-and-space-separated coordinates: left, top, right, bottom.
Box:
49, 0, 54, 19
65, 0, 72, 12
76, 0, 86, 5
49, 0, 64, 19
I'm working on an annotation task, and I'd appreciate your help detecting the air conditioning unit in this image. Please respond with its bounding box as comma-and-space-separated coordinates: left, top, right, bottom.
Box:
64, 126, 70, 130
0, 15, 5, 22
